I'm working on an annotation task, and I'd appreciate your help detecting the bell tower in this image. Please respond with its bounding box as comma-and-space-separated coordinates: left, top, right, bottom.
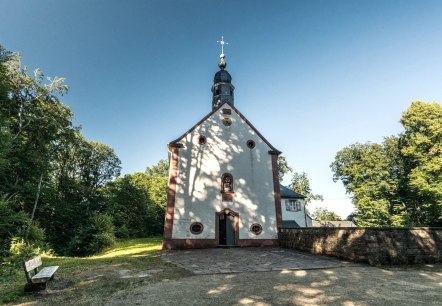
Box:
212, 37, 235, 110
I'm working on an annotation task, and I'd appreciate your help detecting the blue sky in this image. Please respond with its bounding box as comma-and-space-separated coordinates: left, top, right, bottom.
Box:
1, 0, 442, 217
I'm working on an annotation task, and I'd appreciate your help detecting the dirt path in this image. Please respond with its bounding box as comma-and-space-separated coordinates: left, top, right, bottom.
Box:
105, 265, 442, 306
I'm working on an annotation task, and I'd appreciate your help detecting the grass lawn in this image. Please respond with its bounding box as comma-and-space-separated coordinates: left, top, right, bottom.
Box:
0, 237, 190, 305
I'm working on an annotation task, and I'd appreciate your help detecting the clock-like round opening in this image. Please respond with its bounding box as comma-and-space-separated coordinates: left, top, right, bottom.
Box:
222, 118, 232, 126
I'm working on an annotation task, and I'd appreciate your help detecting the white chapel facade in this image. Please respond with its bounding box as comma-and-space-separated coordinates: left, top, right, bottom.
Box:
163, 46, 285, 249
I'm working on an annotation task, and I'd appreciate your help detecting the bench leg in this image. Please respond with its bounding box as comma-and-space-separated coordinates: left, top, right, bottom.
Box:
24, 282, 46, 292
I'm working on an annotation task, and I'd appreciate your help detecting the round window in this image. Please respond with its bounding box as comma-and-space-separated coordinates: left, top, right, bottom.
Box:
198, 135, 206, 145
247, 140, 256, 149
250, 223, 262, 235
222, 118, 232, 126
190, 222, 204, 235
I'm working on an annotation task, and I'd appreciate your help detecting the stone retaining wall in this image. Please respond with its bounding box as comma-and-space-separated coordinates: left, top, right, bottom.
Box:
279, 227, 442, 265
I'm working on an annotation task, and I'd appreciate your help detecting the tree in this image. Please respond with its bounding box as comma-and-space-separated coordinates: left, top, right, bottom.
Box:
331, 101, 442, 227
38, 133, 121, 254
399, 102, 442, 226
146, 159, 169, 177
289, 171, 323, 204
277, 155, 293, 182
312, 207, 341, 221
330, 141, 400, 226
0, 46, 72, 260
0, 46, 122, 257
103, 159, 168, 238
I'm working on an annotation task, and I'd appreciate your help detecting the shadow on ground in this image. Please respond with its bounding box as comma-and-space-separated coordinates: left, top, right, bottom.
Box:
106, 264, 442, 306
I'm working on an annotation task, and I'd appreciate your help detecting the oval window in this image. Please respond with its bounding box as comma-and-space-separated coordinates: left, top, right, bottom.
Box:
190, 222, 204, 235
247, 140, 255, 149
250, 223, 262, 235
198, 135, 207, 145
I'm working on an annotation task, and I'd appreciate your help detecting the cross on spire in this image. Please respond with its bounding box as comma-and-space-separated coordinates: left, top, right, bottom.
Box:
217, 36, 229, 56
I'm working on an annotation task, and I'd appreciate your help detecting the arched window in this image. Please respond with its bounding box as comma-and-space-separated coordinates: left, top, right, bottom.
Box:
221, 173, 234, 201
221, 173, 233, 193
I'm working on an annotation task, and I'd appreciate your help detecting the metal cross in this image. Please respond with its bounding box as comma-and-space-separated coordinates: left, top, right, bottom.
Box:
217, 36, 229, 55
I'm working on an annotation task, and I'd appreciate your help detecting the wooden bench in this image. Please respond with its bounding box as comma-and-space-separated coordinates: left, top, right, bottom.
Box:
23, 256, 59, 291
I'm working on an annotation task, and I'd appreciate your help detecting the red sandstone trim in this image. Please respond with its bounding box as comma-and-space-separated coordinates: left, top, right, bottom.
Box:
237, 239, 279, 247
162, 239, 278, 250
271, 153, 283, 229
163, 239, 218, 250
216, 208, 240, 245
163, 145, 180, 246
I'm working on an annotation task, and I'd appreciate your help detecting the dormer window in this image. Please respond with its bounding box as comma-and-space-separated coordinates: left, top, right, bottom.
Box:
286, 200, 302, 212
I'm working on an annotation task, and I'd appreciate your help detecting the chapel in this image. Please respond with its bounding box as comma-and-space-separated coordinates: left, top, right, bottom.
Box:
163, 41, 301, 249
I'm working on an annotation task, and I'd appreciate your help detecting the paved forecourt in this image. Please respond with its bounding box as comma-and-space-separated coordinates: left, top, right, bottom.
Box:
162, 247, 356, 275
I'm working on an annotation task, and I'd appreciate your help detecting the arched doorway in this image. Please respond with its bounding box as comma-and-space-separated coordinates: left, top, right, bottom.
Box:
217, 209, 239, 246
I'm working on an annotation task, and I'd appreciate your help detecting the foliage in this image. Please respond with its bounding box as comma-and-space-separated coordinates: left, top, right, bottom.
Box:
146, 159, 169, 177
0, 45, 122, 259
104, 159, 168, 238
312, 207, 341, 221
331, 101, 442, 226
277, 155, 323, 204
277, 155, 293, 182
289, 171, 323, 204
67, 213, 116, 256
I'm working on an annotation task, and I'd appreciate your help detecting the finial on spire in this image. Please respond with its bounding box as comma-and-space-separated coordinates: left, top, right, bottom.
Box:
217, 36, 228, 57
217, 36, 228, 70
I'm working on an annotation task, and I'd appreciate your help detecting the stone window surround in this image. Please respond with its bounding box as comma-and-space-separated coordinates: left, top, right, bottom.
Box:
190, 222, 204, 235
250, 223, 263, 235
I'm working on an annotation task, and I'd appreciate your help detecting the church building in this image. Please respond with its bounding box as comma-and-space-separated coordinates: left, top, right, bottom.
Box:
163, 41, 296, 249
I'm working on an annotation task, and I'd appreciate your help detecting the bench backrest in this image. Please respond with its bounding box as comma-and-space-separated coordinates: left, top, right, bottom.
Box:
24, 256, 42, 272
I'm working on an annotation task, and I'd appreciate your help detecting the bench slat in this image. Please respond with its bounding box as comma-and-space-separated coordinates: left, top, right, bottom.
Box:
31, 266, 59, 284
24, 256, 42, 272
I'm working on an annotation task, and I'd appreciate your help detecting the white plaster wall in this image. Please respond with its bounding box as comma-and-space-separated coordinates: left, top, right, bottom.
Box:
172, 104, 277, 240
281, 199, 311, 227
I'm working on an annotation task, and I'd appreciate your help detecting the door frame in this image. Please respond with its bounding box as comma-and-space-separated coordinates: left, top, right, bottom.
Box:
216, 208, 239, 245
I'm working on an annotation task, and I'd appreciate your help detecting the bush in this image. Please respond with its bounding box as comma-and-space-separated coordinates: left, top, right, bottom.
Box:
67, 213, 116, 256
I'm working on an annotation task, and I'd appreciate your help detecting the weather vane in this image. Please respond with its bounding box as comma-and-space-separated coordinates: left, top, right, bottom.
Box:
217, 36, 228, 56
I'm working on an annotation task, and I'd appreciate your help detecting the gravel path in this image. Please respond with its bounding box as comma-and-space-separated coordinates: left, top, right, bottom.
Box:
106, 264, 442, 306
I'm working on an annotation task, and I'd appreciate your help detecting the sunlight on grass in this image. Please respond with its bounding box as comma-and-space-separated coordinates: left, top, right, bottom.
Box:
94, 244, 161, 259
44, 238, 162, 263
1, 237, 166, 305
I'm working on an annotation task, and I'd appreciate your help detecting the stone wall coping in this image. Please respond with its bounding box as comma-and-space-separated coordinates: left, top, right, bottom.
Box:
280, 227, 442, 231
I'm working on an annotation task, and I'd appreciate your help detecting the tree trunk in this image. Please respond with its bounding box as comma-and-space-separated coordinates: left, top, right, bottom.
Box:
25, 174, 43, 240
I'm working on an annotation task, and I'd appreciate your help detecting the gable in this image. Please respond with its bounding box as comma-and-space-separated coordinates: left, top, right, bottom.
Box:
170, 101, 281, 154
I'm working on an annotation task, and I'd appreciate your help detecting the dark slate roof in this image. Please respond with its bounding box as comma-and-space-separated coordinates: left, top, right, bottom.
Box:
280, 185, 306, 199
214, 69, 232, 83
282, 220, 301, 228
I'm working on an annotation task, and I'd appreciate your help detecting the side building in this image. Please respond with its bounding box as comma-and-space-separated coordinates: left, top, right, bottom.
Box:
280, 185, 312, 228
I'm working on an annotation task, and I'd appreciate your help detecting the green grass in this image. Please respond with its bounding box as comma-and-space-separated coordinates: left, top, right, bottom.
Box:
0, 237, 189, 305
